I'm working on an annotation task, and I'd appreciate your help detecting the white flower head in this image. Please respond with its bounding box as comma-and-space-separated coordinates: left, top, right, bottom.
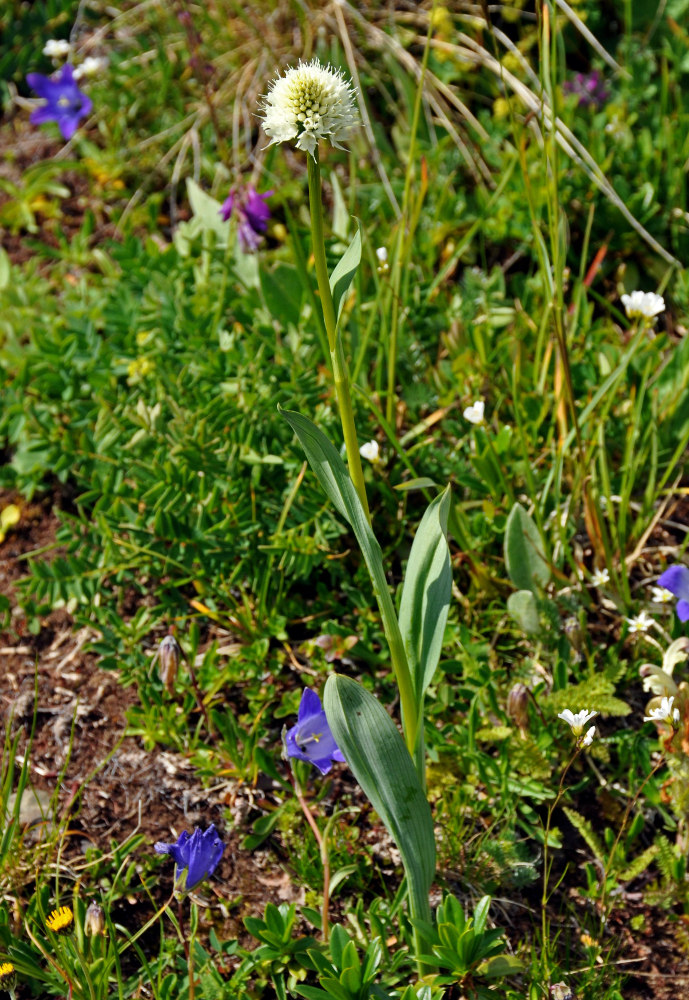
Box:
558, 708, 599, 737
621, 290, 665, 321
262, 59, 359, 158
376, 246, 389, 273
590, 567, 610, 587
651, 586, 674, 604
626, 611, 654, 634
580, 725, 597, 748
644, 695, 679, 727
43, 39, 71, 58
463, 400, 485, 425
359, 440, 381, 464
73, 56, 107, 80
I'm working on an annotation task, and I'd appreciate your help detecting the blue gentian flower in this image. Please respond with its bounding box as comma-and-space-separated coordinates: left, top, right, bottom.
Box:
284, 688, 346, 774
26, 64, 92, 140
657, 565, 689, 623
219, 184, 272, 252
154, 824, 225, 891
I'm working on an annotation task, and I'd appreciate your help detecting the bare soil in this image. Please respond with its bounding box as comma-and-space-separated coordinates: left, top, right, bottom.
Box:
0, 489, 305, 957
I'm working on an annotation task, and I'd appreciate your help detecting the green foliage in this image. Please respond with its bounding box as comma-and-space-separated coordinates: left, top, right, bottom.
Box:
563, 807, 606, 865
330, 224, 362, 327
398, 487, 452, 701
296, 925, 386, 1000
324, 675, 435, 929
0, 237, 351, 642
0, 162, 77, 235
243, 903, 318, 1000
504, 503, 550, 593
414, 895, 521, 993
546, 675, 631, 720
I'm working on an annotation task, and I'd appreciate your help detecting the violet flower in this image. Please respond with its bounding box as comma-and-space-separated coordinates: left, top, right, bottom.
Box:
219, 184, 272, 251
657, 565, 689, 623
154, 824, 225, 891
563, 70, 608, 109
284, 688, 345, 774
26, 64, 92, 140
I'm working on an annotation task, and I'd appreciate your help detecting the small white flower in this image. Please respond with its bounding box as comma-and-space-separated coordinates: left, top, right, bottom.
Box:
376, 247, 388, 264
626, 611, 654, 634
73, 56, 107, 80
621, 290, 665, 321
580, 725, 597, 747
558, 708, 599, 737
674, 708, 681, 724
43, 39, 70, 58
590, 567, 610, 587
262, 59, 359, 158
643, 695, 679, 726
359, 440, 381, 464
651, 586, 674, 603
463, 400, 485, 425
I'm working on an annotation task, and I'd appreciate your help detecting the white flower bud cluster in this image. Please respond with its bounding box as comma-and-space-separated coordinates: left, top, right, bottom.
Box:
262, 59, 359, 158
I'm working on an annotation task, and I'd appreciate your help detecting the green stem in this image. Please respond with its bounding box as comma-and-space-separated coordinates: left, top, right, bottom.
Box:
187, 902, 196, 1000
307, 152, 370, 521
541, 745, 581, 981
291, 768, 331, 942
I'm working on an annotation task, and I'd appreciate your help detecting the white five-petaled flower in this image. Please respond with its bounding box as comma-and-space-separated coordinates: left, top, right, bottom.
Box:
463, 400, 485, 425
643, 695, 680, 727
261, 59, 359, 158
621, 290, 665, 321
590, 567, 610, 587
651, 586, 674, 604
626, 611, 654, 634
73, 57, 107, 80
580, 725, 597, 748
359, 440, 381, 464
558, 708, 599, 737
43, 39, 71, 58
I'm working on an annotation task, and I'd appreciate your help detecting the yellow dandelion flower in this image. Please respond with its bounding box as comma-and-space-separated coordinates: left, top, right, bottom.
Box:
0, 963, 16, 988
46, 906, 74, 934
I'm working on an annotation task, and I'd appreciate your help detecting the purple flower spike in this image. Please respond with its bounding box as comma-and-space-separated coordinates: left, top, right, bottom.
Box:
26, 64, 92, 140
284, 688, 346, 775
658, 565, 689, 623
219, 183, 273, 252
154, 824, 225, 891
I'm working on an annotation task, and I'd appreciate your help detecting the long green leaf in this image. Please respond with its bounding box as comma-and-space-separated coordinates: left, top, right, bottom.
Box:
324, 675, 435, 925
279, 408, 416, 742
329, 222, 361, 324
398, 486, 452, 700
504, 502, 550, 592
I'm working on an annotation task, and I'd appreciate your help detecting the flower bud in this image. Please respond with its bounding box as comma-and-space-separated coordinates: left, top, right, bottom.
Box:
158, 635, 181, 694
84, 901, 105, 936
506, 683, 530, 737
